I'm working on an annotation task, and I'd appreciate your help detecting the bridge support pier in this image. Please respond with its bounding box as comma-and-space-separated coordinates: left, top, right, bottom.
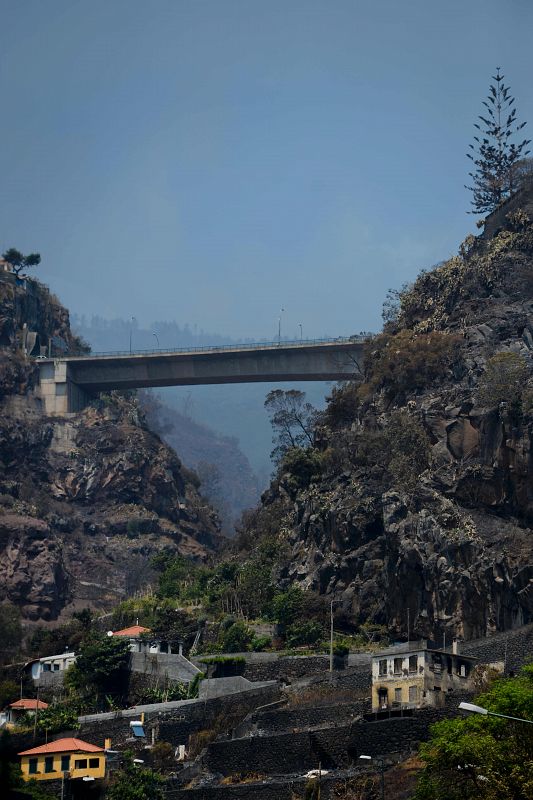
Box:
38, 361, 91, 416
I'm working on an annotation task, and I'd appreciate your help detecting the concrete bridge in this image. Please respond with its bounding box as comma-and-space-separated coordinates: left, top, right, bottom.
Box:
37, 337, 367, 415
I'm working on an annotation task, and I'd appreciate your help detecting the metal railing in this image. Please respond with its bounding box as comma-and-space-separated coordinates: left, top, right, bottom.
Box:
42, 335, 372, 360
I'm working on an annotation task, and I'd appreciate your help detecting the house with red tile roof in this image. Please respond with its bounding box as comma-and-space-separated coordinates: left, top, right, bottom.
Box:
0, 698, 48, 726
18, 737, 106, 782
110, 624, 182, 655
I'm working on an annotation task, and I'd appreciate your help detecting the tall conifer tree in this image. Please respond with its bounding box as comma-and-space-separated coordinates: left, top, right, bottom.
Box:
466, 68, 530, 214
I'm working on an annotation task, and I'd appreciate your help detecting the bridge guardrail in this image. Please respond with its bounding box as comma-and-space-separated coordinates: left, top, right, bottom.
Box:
39, 335, 372, 360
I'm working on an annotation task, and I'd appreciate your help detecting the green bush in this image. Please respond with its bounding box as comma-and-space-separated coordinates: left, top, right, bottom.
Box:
359, 329, 461, 406
36, 703, 79, 734
332, 642, 349, 658
286, 621, 323, 648
478, 351, 530, 424
251, 635, 272, 652
279, 447, 324, 493
219, 621, 254, 653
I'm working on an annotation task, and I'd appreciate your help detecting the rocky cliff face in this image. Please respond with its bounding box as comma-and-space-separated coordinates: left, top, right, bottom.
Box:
0, 275, 221, 622
245, 184, 533, 642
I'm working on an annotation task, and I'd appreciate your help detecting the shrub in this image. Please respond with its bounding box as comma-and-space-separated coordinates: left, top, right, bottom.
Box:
279, 447, 324, 493
478, 351, 530, 424
251, 635, 272, 652
219, 622, 254, 653
286, 621, 324, 648
332, 642, 350, 658
385, 410, 432, 491
359, 330, 461, 406
322, 382, 361, 429
36, 703, 79, 734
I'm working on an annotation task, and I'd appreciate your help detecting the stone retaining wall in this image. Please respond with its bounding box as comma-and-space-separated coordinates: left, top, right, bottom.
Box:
462, 622, 533, 672
235, 700, 368, 738
78, 684, 280, 749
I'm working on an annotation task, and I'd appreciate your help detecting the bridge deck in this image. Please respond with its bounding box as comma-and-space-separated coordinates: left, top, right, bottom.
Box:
37, 337, 368, 414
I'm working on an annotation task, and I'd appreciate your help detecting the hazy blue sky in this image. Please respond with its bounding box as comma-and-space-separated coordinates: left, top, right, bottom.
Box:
2, 0, 533, 341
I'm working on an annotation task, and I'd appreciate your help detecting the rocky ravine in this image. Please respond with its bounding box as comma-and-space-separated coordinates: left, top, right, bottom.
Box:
246, 181, 533, 642
0, 274, 222, 622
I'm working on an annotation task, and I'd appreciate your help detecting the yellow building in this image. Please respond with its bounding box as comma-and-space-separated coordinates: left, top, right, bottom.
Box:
18, 737, 106, 782
371, 639, 477, 712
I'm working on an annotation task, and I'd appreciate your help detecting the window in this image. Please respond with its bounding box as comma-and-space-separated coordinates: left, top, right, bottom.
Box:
29, 758, 38, 775
160, 642, 168, 653
393, 658, 403, 675
61, 755, 70, 772
460, 663, 466, 677
408, 655, 418, 673
409, 685, 418, 702
378, 659, 387, 676
53, 663, 60, 671
394, 687, 402, 703
89, 758, 100, 769
43, 663, 51, 672
75, 759, 88, 770
44, 756, 54, 773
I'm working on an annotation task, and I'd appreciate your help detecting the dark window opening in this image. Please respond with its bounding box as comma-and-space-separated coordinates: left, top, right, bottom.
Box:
75, 759, 88, 770
44, 756, 54, 773
89, 758, 100, 769
29, 758, 38, 775
61, 755, 70, 772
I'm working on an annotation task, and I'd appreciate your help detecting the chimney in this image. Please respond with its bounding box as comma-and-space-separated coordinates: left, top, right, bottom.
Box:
104, 738, 111, 750
452, 638, 460, 655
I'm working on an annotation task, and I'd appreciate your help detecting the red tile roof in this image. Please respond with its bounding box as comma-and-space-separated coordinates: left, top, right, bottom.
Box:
10, 699, 49, 710
112, 624, 150, 637
19, 738, 104, 756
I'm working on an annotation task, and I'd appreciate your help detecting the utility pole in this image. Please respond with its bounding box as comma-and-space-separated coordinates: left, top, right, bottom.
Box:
32, 683, 40, 742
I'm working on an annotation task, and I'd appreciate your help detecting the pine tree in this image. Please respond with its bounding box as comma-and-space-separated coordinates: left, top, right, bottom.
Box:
466, 68, 530, 214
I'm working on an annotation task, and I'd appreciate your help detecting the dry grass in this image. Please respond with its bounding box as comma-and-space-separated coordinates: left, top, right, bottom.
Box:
220, 772, 267, 784
285, 685, 368, 709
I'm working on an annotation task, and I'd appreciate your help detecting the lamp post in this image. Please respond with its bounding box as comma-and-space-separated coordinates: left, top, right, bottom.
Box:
329, 599, 341, 673
153, 332, 160, 349
360, 755, 385, 800
278, 307, 285, 345
129, 316, 136, 354
459, 701, 533, 724
299, 323, 303, 341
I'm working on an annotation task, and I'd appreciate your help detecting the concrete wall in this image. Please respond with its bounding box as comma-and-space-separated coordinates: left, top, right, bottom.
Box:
78, 683, 280, 750
130, 651, 200, 683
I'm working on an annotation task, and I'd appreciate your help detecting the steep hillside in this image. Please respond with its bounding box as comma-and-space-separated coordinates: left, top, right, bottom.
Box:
0, 273, 222, 623
239, 183, 533, 642
141, 393, 260, 533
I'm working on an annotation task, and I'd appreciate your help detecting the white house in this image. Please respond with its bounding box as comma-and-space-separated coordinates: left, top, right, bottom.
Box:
110, 624, 182, 655
30, 652, 76, 684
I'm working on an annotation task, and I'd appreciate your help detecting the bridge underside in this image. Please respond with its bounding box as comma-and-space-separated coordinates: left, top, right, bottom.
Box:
38, 342, 364, 415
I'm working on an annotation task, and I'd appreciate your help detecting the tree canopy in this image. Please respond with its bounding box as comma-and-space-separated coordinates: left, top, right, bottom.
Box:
1, 248, 41, 276
264, 389, 316, 463
466, 68, 530, 214
415, 663, 533, 799
66, 632, 131, 710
